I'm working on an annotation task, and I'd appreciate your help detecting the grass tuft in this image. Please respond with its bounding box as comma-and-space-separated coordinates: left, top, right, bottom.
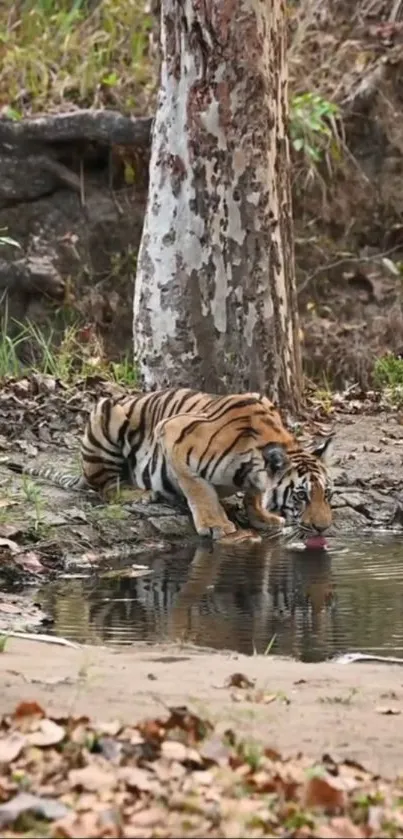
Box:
0, 312, 138, 388
0, 635, 9, 653
374, 354, 403, 390
0, 0, 156, 117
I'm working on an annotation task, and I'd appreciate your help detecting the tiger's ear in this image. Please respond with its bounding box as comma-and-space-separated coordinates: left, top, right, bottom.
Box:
262, 443, 289, 475
312, 435, 334, 465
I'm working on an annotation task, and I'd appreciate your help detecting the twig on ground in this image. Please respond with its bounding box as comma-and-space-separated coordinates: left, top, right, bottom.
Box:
3, 631, 80, 649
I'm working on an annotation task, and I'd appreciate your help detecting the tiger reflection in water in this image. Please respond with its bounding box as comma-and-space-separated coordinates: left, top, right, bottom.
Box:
88, 539, 336, 658
167, 540, 336, 657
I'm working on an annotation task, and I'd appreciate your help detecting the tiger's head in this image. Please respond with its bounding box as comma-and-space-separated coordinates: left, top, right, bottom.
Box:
269, 436, 334, 548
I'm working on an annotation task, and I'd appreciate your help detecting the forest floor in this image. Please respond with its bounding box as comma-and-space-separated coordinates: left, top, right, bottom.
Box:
1, 639, 403, 837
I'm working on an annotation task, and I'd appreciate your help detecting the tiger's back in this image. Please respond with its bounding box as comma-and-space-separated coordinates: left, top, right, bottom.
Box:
82, 388, 295, 502
81, 388, 218, 496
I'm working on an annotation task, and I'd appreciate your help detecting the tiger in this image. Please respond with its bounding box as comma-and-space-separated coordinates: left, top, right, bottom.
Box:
268, 436, 334, 548
7, 388, 300, 542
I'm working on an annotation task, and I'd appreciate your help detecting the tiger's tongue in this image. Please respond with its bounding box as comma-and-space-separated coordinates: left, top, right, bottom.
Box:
304, 535, 327, 550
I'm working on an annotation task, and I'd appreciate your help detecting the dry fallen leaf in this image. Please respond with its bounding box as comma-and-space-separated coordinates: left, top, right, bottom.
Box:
0, 733, 26, 763
0, 499, 16, 509
130, 806, 166, 828
225, 672, 255, 689
199, 734, 231, 765
319, 816, 367, 837
250, 690, 278, 705
69, 764, 117, 792
0, 523, 21, 539
0, 537, 19, 553
0, 602, 20, 614
52, 810, 116, 839
13, 700, 45, 721
164, 706, 212, 744
303, 773, 346, 811
26, 718, 65, 747
191, 769, 213, 786
95, 720, 122, 737
0, 792, 70, 828
160, 739, 189, 762
15, 550, 45, 573
376, 706, 401, 715
118, 766, 159, 792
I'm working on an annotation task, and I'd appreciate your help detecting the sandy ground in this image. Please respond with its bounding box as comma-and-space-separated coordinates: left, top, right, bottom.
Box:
2, 637, 403, 780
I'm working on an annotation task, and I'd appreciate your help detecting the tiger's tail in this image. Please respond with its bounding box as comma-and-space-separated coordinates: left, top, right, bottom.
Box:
6, 461, 89, 492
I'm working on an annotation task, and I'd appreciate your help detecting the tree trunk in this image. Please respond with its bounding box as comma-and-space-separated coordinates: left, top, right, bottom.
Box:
133, 0, 302, 410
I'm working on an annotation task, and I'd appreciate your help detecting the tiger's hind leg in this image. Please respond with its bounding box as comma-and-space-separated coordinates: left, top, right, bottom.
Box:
155, 413, 256, 542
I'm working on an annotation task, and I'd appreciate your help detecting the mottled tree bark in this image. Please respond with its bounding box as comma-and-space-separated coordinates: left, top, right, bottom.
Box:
133, 0, 302, 409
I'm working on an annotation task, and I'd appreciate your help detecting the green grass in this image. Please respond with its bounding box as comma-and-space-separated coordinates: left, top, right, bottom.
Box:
264, 633, 277, 656
373, 354, 403, 406
0, 0, 156, 117
237, 740, 263, 772
374, 354, 403, 389
0, 314, 138, 387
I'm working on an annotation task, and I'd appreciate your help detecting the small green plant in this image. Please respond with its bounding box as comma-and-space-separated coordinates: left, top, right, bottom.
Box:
90, 504, 128, 522
21, 475, 42, 505
313, 387, 333, 414
110, 356, 138, 387
290, 92, 340, 163
264, 633, 277, 656
353, 790, 385, 826
319, 688, 358, 706
0, 331, 25, 378
21, 475, 46, 533
305, 764, 326, 779
354, 790, 384, 810
237, 740, 263, 771
283, 807, 315, 832
374, 354, 403, 389
0, 635, 9, 653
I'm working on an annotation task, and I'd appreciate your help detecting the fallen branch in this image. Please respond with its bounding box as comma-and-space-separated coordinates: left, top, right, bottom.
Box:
0, 110, 153, 148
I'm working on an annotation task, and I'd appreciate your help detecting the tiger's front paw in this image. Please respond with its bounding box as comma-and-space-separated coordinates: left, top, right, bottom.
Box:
247, 512, 285, 531
218, 529, 262, 546
265, 513, 285, 527
196, 520, 237, 541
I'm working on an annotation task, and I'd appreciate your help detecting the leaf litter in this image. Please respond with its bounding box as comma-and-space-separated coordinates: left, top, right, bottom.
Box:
0, 700, 401, 837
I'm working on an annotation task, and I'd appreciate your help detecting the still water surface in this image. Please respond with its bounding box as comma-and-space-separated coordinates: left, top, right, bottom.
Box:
37, 534, 403, 662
